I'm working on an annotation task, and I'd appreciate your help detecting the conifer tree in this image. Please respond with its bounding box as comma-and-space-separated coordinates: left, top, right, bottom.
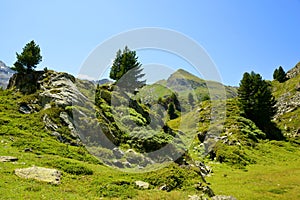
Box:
109, 46, 145, 93
273, 66, 286, 83
12, 40, 42, 73
238, 71, 277, 131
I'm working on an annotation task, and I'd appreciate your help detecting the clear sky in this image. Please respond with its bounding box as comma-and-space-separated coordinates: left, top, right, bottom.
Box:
1, 0, 300, 86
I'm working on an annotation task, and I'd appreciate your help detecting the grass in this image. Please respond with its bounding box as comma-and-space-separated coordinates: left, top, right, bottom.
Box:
1, 74, 300, 199
0, 90, 208, 199
207, 140, 300, 200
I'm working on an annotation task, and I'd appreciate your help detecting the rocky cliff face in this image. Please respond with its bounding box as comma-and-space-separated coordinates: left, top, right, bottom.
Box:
7, 70, 91, 145
286, 62, 300, 79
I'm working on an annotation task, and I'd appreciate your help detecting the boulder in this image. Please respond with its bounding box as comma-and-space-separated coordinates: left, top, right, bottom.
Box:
188, 195, 201, 200
112, 147, 124, 159
14, 166, 61, 185
211, 195, 237, 200
135, 180, 149, 189
0, 156, 18, 162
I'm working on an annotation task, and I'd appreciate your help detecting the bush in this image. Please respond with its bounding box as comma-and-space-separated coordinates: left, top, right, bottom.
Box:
46, 159, 93, 175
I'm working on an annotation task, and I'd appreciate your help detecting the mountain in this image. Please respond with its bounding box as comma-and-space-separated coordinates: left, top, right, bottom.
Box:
0, 67, 300, 199
0, 60, 15, 89
137, 69, 237, 110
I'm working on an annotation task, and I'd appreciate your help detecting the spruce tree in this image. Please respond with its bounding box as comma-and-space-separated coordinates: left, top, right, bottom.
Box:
12, 40, 42, 73
273, 66, 286, 83
238, 71, 277, 132
168, 102, 178, 120
109, 46, 145, 93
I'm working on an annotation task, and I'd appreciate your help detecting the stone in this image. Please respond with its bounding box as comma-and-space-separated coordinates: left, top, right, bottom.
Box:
159, 184, 168, 191
19, 104, 32, 114
112, 160, 124, 168
43, 114, 58, 131
188, 195, 201, 200
0, 156, 18, 162
112, 147, 124, 159
211, 195, 237, 200
14, 166, 61, 185
60, 112, 78, 138
135, 180, 149, 189
122, 161, 132, 168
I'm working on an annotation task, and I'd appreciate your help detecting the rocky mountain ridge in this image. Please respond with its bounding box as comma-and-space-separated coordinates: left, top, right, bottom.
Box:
0, 60, 15, 89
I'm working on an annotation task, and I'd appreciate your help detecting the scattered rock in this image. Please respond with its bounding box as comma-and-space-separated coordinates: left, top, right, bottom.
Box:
14, 166, 61, 185
112, 160, 124, 168
112, 148, 124, 159
159, 184, 168, 191
188, 195, 201, 200
135, 180, 149, 189
23, 148, 32, 152
19, 104, 32, 114
122, 161, 132, 168
196, 185, 215, 197
211, 195, 237, 200
0, 156, 18, 162
43, 114, 58, 131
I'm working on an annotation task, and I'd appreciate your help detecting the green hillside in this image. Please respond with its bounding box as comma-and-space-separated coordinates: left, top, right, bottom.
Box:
1, 65, 300, 199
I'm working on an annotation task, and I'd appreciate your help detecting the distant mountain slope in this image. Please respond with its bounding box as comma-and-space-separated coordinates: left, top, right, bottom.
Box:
0, 61, 15, 89
138, 69, 237, 107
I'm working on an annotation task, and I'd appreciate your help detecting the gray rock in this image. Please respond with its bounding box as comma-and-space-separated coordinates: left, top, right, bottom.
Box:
159, 184, 168, 191
211, 195, 237, 200
60, 112, 78, 138
19, 104, 32, 114
135, 180, 149, 189
286, 62, 300, 79
122, 161, 132, 168
14, 166, 61, 184
0, 156, 18, 162
112, 160, 124, 168
188, 195, 201, 200
43, 114, 58, 131
112, 148, 124, 159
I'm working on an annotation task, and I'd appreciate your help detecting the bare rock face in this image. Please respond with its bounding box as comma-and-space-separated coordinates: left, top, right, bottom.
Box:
14, 166, 62, 185
286, 62, 300, 79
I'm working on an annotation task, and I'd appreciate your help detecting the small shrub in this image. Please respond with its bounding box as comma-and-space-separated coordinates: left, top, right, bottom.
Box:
46, 159, 93, 175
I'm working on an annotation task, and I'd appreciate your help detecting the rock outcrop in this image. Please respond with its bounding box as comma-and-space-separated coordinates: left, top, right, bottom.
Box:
7, 70, 90, 145
286, 62, 300, 79
14, 166, 62, 184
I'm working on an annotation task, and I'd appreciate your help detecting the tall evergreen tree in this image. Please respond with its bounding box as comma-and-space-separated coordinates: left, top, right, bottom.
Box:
12, 40, 42, 73
109, 46, 145, 93
238, 71, 277, 132
273, 66, 286, 83
168, 102, 178, 120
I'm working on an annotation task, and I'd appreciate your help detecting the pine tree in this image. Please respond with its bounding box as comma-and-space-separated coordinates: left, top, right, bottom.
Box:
168, 102, 178, 120
238, 71, 277, 133
12, 40, 42, 73
273, 66, 286, 83
109, 46, 145, 93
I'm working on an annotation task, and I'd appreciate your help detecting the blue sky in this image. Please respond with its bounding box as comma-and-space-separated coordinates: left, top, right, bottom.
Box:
1, 0, 300, 86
